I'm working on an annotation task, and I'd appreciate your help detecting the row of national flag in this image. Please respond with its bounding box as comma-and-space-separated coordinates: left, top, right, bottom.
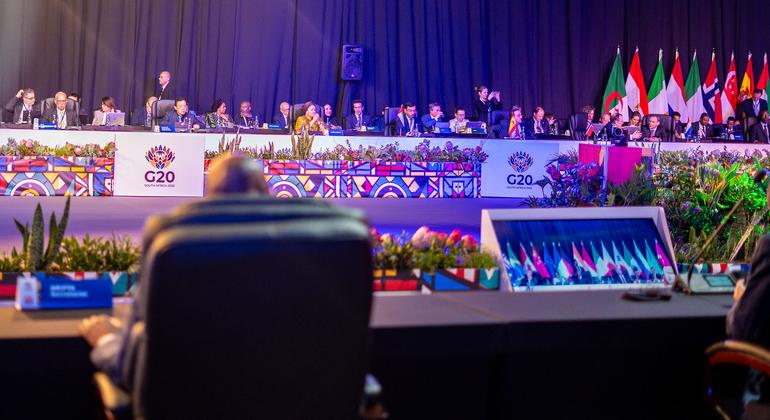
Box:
602, 48, 770, 124
504, 239, 671, 284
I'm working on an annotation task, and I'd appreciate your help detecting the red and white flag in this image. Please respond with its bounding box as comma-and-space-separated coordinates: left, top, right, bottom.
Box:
721, 52, 738, 121
666, 49, 688, 117
703, 51, 722, 123
624, 47, 649, 118
757, 53, 769, 101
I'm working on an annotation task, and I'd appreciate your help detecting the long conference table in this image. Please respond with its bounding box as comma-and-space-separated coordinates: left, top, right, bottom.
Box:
0, 290, 732, 419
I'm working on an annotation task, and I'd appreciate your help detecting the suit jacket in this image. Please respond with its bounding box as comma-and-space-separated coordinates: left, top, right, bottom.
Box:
689, 122, 713, 139
421, 114, 444, 132
4, 96, 40, 124
345, 113, 373, 129
41, 107, 79, 127
130, 107, 153, 127
731, 235, 770, 348
395, 113, 422, 135
641, 125, 666, 140
751, 122, 770, 143
739, 99, 769, 119
161, 111, 198, 126
523, 118, 549, 137
233, 114, 260, 128
272, 113, 289, 128
156, 83, 177, 101
472, 98, 501, 125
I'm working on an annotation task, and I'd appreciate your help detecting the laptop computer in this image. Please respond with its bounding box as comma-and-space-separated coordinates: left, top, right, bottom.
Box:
105, 112, 125, 126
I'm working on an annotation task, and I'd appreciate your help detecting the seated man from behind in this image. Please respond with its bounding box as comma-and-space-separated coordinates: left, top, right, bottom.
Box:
79, 153, 269, 391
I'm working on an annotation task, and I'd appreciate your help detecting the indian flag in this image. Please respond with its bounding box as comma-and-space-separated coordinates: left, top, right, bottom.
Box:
685, 50, 705, 123
648, 49, 669, 115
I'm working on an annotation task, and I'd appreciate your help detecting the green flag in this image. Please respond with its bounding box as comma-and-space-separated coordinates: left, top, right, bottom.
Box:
602, 47, 626, 114
648, 49, 668, 114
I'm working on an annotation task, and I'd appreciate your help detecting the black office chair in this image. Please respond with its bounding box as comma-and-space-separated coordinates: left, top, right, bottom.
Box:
383, 106, 401, 136
96, 217, 374, 419
40, 97, 80, 124
745, 116, 758, 141
705, 340, 770, 419
141, 202, 365, 253
570, 112, 589, 140
151, 99, 176, 125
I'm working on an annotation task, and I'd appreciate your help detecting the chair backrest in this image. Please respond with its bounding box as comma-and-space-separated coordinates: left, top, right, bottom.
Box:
383, 106, 401, 135
490, 110, 509, 127
141, 201, 365, 253
136, 218, 373, 419
570, 112, 588, 140
152, 99, 176, 122
745, 116, 758, 139
41, 97, 79, 115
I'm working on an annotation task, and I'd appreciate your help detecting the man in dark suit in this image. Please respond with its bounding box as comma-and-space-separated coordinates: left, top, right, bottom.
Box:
739, 89, 769, 120
751, 110, 770, 143
396, 102, 422, 136
130, 96, 157, 127
160, 97, 200, 130
523, 106, 549, 137
420, 102, 444, 133
689, 113, 713, 140
272, 101, 290, 128
156, 70, 177, 101
233, 100, 260, 128
4, 88, 40, 124
41, 92, 79, 128
671, 112, 686, 140
345, 99, 373, 130
641, 115, 666, 141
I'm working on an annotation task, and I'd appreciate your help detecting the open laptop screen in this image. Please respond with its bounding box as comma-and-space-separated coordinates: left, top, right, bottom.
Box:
490, 217, 674, 290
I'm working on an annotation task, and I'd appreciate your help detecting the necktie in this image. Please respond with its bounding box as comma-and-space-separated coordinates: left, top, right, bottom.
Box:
764, 124, 768, 139
358, 115, 362, 127
755, 101, 760, 116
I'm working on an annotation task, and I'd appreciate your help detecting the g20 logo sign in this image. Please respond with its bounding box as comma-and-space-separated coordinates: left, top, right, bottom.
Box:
144, 145, 176, 183
507, 151, 534, 186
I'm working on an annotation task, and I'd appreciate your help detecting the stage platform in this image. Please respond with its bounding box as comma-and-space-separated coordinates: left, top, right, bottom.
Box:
0, 196, 524, 250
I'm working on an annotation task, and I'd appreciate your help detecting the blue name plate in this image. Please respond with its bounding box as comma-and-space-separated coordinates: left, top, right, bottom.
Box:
437, 128, 452, 134
159, 125, 176, 132
328, 129, 344, 136
15, 273, 113, 311
38, 123, 57, 130
471, 128, 486, 134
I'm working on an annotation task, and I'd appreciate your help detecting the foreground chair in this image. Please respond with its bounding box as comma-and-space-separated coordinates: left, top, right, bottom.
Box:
706, 340, 770, 419
97, 217, 374, 419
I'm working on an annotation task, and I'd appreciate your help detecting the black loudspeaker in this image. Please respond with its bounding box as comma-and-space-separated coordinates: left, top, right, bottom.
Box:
341, 45, 363, 80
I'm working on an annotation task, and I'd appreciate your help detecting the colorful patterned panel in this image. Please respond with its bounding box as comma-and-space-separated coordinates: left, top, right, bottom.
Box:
420, 268, 500, 291
0, 156, 113, 196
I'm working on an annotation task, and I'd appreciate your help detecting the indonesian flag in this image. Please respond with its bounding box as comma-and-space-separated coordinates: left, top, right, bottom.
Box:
757, 53, 769, 101
740, 52, 755, 101
625, 47, 649, 118
648, 49, 669, 114
702, 51, 723, 123
721, 52, 738, 121
666, 49, 688, 118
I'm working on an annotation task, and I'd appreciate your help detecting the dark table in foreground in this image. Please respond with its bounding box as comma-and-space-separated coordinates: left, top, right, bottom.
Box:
0, 291, 731, 419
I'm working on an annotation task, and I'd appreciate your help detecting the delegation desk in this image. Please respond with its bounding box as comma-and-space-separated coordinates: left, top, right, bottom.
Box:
0, 291, 731, 419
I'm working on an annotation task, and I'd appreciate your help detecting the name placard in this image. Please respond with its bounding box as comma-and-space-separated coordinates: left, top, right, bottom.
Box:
15, 273, 113, 311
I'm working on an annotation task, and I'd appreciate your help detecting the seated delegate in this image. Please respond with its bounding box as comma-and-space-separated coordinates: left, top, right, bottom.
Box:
204, 99, 234, 129
41, 92, 79, 129
294, 103, 326, 134
130, 96, 157, 127
160, 98, 200, 130
92, 96, 122, 126
5, 88, 40, 124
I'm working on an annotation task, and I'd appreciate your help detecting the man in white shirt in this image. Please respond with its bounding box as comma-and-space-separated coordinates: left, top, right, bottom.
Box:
345, 99, 373, 130
449, 107, 469, 133
41, 92, 78, 128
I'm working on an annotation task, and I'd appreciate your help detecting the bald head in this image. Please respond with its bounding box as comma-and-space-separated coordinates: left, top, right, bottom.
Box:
159, 71, 171, 86
206, 153, 269, 195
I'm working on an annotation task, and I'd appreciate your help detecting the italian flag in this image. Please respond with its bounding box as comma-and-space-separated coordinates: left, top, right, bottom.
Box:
602, 47, 626, 115
721, 52, 738, 120
740, 52, 754, 100
685, 50, 704, 124
757, 53, 769, 101
625, 47, 649, 117
666, 49, 687, 117
648, 49, 669, 114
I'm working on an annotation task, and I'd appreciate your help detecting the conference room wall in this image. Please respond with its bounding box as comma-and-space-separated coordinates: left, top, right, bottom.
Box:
0, 0, 767, 122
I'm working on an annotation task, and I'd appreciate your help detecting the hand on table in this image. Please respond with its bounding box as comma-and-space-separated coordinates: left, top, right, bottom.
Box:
79, 315, 122, 347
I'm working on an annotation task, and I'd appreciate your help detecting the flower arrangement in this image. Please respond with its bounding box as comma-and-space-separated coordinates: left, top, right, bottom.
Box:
0, 139, 116, 158
371, 226, 496, 273
531, 148, 770, 263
